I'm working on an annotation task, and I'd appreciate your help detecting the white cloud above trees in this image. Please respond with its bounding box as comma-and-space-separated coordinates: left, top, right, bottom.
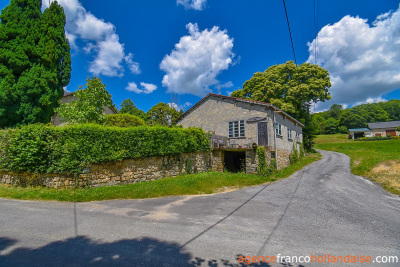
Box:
308, 4, 400, 110
126, 82, 157, 94
44, 0, 140, 77
177, 0, 207, 11
160, 23, 235, 96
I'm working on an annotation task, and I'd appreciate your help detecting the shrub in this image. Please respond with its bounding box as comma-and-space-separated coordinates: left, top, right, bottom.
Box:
289, 144, 299, 164
104, 114, 145, 127
257, 147, 276, 176
355, 136, 393, 141
0, 124, 210, 174
257, 146, 267, 176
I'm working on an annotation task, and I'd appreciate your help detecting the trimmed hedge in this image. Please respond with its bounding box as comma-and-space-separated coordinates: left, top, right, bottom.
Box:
0, 124, 210, 174
355, 136, 393, 141
104, 114, 145, 127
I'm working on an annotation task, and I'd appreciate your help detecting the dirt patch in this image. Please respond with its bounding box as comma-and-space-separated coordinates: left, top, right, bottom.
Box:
370, 160, 400, 195
372, 160, 400, 175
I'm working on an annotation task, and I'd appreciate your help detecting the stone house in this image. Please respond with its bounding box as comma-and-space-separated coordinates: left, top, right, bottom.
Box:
176, 93, 303, 171
52, 91, 117, 126
349, 121, 400, 139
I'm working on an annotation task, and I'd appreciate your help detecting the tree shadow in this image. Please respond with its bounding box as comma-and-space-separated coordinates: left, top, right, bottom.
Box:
0, 236, 305, 266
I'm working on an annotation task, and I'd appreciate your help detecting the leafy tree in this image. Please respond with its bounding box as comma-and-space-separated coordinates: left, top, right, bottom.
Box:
231, 61, 331, 118
147, 103, 180, 126
119, 99, 146, 120
55, 77, 113, 124
231, 61, 331, 150
339, 110, 367, 129
0, 0, 71, 127
322, 118, 339, 134
328, 104, 343, 119
104, 114, 145, 128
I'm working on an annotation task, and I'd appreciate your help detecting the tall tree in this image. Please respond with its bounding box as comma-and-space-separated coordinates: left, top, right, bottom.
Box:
147, 103, 180, 126
0, 0, 71, 128
328, 104, 344, 119
55, 77, 113, 124
231, 61, 331, 150
119, 99, 146, 120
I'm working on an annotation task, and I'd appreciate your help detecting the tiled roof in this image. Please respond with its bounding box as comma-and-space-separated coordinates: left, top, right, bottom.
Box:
174, 93, 304, 127
367, 121, 400, 129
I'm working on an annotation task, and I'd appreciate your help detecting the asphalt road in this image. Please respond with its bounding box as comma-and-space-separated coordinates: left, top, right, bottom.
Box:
0, 150, 399, 266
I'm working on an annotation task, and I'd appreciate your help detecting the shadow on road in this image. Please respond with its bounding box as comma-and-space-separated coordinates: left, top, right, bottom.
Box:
0, 236, 282, 266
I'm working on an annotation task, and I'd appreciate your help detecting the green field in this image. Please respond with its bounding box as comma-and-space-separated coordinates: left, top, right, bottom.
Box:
0, 153, 320, 202
315, 134, 400, 195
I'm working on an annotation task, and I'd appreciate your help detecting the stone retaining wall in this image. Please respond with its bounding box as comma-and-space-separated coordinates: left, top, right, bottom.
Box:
0, 152, 219, 189
0, 148, 295, 189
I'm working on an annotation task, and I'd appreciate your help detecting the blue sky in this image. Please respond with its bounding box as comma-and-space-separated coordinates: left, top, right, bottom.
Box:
1, 0, 400, 112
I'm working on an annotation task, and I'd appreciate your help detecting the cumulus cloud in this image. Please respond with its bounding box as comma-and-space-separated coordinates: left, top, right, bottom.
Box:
308, 4, 400, 110
126, 82, 157, 94
124, 53, 141, 74
354, 97, 387, 107
169, 102, 193, 111
177, 0, 206, 11
44, 0, 140, 77
160, 23, 235, 96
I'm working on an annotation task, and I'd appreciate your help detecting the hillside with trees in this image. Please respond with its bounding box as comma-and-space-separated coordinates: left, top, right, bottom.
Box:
313, 100, 400, 134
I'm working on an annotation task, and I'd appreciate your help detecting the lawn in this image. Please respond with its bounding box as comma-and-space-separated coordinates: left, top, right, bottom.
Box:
0, 153, 320, 202
315, 134, 400, 195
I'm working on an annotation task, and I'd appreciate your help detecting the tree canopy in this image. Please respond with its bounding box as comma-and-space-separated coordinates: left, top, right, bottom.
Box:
231, 61, 331, 150
313, 100, 400, 134
55, 77, 113, 124
146, 103, 181, 126
0, 0, 71, 128
231, 61, 331, 118
119, 99, 146, 120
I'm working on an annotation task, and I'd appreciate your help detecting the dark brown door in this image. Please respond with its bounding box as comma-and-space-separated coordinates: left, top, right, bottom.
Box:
386, 130, 396, 136
258, 121, 268, 146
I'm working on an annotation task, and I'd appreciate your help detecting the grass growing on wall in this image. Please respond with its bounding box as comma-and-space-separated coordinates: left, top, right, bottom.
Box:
315, 134, 400, 195
0, 153, 321, 202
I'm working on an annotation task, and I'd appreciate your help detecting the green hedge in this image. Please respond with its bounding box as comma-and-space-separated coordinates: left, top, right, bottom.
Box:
0, 124, 210, 174
104, 114, 145, 127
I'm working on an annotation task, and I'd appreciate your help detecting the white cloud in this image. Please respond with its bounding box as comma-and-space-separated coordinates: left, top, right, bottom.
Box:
354, 97, 387, 107
65, 31, 78, 50
89, 34, 125, 77
140, 82, 157, 94
308, 4, 400, 110
160, 23, 235, 96
177, 0, 206, 11
126, 82, 157, 94
44, 0, 140, 77
125, 53, 141, 74
168, 102, 180, 111
169, 102, 192, 111
126, 82, 141, 93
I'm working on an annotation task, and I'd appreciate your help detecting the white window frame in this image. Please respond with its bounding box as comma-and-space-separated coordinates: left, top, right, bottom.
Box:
229, 120, 245, 138
275, 123, 282, 136
288, 129, 293, 140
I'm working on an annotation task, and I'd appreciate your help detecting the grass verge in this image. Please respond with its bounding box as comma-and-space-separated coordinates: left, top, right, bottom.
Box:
315, 134, 400, 195
0, 153, 320, 202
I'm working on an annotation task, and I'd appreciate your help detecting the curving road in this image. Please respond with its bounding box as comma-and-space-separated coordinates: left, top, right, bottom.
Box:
0, 150, 399, 266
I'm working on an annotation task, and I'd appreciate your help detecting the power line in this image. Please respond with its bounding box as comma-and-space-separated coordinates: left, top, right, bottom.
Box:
313, 0, 319, 64
282, 0, 297, 66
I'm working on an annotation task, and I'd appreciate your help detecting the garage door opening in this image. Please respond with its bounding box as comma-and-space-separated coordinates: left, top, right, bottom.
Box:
353, 132, 364, 139
224, 151, 246, 173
